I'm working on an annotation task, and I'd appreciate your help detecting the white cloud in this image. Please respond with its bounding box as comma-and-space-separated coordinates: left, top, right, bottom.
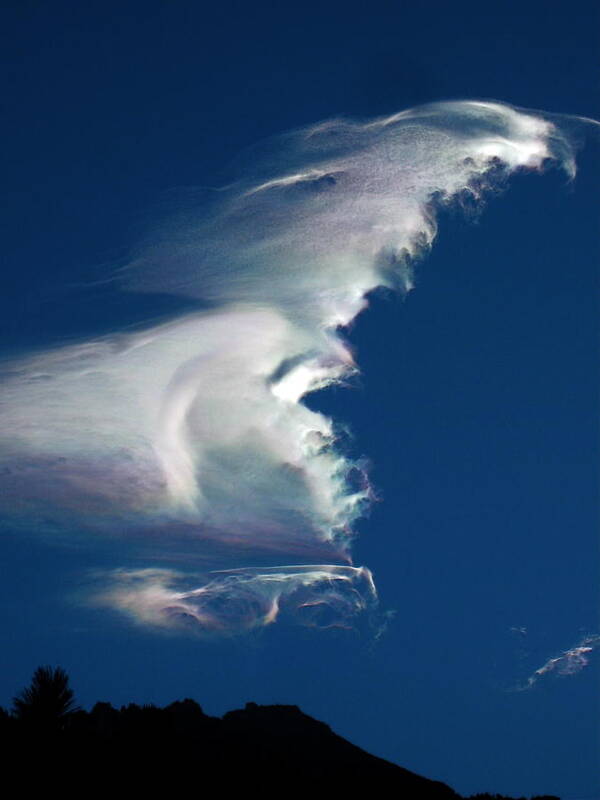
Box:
520, 634, 600, 689
0, 101, 583, 632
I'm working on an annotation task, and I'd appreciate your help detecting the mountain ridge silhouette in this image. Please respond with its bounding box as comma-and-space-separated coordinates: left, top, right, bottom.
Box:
1, 687, 559, 799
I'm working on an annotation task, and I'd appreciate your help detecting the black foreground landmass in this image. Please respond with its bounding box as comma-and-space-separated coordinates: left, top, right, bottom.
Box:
0, 667, 559, 799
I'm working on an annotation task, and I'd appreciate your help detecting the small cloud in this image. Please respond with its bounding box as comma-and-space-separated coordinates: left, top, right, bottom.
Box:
510, 625, 527, 637
517, 634, 600, 690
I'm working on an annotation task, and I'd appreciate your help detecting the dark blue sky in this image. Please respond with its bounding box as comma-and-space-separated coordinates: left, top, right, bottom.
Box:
1, 2, 598, 798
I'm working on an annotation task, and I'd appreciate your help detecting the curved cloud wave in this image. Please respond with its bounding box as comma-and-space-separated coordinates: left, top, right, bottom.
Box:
96, 565, 377, 633
0, 101, 583, 633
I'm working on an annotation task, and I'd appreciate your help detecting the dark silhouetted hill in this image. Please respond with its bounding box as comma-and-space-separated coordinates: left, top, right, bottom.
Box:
0, 668, 560, 798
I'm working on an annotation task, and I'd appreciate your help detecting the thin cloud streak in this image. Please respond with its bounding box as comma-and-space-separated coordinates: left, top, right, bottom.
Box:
94, 565, 377, 634
519, 634, 600, 690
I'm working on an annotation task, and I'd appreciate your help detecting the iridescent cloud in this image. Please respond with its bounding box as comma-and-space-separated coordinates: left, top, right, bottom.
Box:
0, 101, 586, 633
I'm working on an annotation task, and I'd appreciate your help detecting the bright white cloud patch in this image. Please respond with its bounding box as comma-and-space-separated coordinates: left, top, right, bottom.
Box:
0, 101, 583, 633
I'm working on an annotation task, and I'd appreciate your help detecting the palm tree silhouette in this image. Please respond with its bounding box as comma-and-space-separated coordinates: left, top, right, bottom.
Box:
12, 665, 78, 729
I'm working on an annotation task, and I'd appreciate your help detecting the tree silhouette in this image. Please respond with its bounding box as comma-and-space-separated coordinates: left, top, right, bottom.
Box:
12, 665, 77, 729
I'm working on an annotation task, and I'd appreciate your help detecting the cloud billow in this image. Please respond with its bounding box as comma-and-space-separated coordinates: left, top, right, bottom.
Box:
0, 101, 583, 633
